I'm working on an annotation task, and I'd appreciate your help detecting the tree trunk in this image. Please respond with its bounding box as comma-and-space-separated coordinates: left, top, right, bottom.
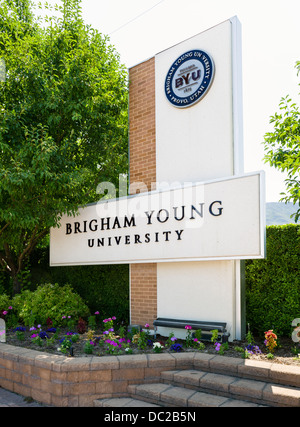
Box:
12, 273, 22, 295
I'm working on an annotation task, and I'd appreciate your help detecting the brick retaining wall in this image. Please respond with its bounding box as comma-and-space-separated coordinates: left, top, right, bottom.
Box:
1, 344, 300, 407
0, 343, 191, 407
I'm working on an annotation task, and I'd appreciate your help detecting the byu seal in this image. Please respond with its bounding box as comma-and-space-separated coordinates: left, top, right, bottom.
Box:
165, 50, 215, 108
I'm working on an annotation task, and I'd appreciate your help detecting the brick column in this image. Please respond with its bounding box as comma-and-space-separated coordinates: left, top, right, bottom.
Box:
129, 57, 157, 328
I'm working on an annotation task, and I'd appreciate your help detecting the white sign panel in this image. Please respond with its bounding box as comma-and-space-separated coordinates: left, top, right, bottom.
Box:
50, 172, 265, 266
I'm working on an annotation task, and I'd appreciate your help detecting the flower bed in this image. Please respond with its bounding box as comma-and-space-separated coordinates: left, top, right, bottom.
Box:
4, 315, 300, 366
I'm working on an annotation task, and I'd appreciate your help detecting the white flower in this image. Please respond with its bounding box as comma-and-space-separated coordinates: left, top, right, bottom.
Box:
153, 342, 164, 349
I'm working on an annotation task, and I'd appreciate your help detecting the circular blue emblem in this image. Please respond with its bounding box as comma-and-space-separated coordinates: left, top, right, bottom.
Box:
165, 50, 215, 108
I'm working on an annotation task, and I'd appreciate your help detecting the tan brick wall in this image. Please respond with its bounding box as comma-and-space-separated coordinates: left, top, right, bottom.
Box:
0, 344, 182, 407
129, 57, 157, 328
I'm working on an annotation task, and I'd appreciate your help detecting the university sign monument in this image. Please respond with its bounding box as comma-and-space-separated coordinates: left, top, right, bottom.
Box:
50, 17, 265, 341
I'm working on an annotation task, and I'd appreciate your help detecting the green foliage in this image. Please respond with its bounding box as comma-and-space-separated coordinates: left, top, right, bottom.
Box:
84, 341, 94, 354
210, 329, 219, 344
246, 225, 300, 336
0, 245, 130, 324
49, 264, 129, 322
12, 283, 90, 326
263, 62, 300, 222
194, 329, 202, 340
0, 0, 128, 293
28, 247, 130, 322
0, 293, 11, 312
58, 336, 73, 354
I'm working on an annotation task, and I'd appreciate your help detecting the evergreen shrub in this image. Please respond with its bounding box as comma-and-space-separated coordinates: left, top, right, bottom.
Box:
245, 224, 300, 336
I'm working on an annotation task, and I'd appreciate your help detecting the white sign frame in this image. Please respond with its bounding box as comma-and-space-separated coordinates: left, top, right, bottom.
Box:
50, 171, 265, 267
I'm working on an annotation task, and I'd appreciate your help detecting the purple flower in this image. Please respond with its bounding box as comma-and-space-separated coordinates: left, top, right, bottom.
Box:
245, 344, 262, 355
39, 331, 49, 339
170, 343, 182, 352
14, 327, 26, 332
214, 342, 221, 352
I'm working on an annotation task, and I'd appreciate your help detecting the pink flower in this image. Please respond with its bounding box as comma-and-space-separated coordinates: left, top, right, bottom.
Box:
2, 311, 7, 315
185, 325, 192, 330
95, 311, 99, 315
144, 323, 150, 328
112, 316, 116, 320
8, 306, 12, 310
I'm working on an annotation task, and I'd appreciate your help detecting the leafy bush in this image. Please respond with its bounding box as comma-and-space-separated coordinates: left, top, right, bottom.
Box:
0, 293, 12, 314
12, 283, 90, 327
28, 248, 130, 323
246, 225, 300, 336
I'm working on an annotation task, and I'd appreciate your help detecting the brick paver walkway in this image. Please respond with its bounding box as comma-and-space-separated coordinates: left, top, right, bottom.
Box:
0, 386, 49, 407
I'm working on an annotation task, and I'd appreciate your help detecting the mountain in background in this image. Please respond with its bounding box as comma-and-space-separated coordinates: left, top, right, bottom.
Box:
266, 202, 298, 226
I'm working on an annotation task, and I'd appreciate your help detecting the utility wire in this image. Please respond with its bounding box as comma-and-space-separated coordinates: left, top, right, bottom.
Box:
109, 0, 166, 35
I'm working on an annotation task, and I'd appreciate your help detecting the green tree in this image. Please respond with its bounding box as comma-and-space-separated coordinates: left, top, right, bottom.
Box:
263, 62, 300, 222
0, 0, 128, 294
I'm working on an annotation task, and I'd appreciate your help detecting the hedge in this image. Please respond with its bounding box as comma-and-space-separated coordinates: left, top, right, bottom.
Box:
245, 224, 300, 336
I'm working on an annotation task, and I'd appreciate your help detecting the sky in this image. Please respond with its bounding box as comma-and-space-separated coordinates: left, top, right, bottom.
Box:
39, 0, 300, 202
